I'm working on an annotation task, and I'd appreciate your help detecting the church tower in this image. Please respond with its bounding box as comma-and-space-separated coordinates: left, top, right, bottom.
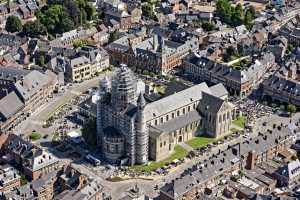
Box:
135, 93, 148, 164
111, 64, 137, 112
97, 77, 110, 150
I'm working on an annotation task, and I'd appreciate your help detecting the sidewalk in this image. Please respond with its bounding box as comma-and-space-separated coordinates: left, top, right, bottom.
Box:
178, 142, 193, 152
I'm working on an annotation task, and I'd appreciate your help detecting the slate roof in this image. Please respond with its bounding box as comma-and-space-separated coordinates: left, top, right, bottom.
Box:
209, 83, 228, 98
262, 75, 300, 97
0, 91, 24, 119
150, 110, 201, 137
277, 159, 300, 180
186, 52, 275, 84
0, 34, 21, 47
69, 56, 90, 68
199, 92, 226, 114
0, 66, 30, 82
6, 134, 59, 171
143, 82, 211, 121
14, 70, 53, 102
160, 127, 293, 198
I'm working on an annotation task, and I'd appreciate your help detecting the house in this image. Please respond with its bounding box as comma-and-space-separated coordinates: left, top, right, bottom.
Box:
261, 75, 300, 106
4, 171, 57, 200
267, 36, 288, 62
0, 67, 57, 132
184, 52, 276, 96
106, 34, 199, 74
159, 127, 294, 200
273, 159, 300, 187
0, 164, 20, 194
105, 9, 132, 30
3, 134, 60, 181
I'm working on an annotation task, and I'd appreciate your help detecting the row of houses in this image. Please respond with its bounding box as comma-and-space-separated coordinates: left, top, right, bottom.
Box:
0, 133, 104, 200
0, 0, 45, 23
0, 66, 58, 133
159, 126, 296, 200
184, 52, 276, 96
106, 33, 199, 74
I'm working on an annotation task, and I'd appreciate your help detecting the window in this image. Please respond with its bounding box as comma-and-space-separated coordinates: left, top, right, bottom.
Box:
166, 115, 169, 121
160, 117, 163, 123
164, 141, 166, 146
155, 120, 158, 125
172, 113, 175, 118
188, 106, 191, 112
160, 143, 162, 148
183, 108, 185, 114
177, 110, 180, 116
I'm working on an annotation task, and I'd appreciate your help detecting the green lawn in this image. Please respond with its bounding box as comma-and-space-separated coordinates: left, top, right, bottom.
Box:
230, 127, 239, 133
185, 136, 215, 149
232, 116, 246, 128
130, 145, 188, 172
29, 132, 41, 141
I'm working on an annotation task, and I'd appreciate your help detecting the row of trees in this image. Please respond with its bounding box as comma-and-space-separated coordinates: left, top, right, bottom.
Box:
37, 0, 95, 34
5, 0, 96, 37
5, 15, 47, 38
216, 0, 255, 29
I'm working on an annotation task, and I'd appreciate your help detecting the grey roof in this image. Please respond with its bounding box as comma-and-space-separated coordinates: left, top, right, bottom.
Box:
57, 178, 103, 200
0, 91, 24, 119
277, 159, 300, 180
199, 92, 226, 114
150, 110, 201, 137
187, 52, 275, 84
0, 33, 21, 47
6, 134, 59, 171
69, 56, 90, 68
0, 66, 30, 82
160, 127, 293, 198
210, 83, 228, 98
144, 82, 211, 121
14, 70, 54, 101
262, 75, 300, 97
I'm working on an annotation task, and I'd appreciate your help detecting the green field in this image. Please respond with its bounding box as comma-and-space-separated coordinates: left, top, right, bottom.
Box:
186, 136, 215, 149
130, 145, 188, 172
29, 132, 41, 141
232, 116, 246, 128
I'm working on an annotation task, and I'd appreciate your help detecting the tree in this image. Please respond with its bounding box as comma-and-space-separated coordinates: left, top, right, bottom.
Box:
216, 0, 232, 25
85, 3, 96, 21
63, 0, 81, 25
287, 104, 297, 115
79, 9, 87, 25
36, 55, 45, 66
223, 46, 238, 62
231, 4, 243, 27
56, 13, 75, 33
108, 31, 120, 43
142, 3, 154, 19
23, 20, 47, 37
81, 119, 97, 146
244, 6, 255, 30
5, 16, 22, 33
201, 21, 216, 32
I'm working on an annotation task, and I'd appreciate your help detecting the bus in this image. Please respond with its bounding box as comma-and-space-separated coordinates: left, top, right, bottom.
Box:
85, 154, 101, 166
